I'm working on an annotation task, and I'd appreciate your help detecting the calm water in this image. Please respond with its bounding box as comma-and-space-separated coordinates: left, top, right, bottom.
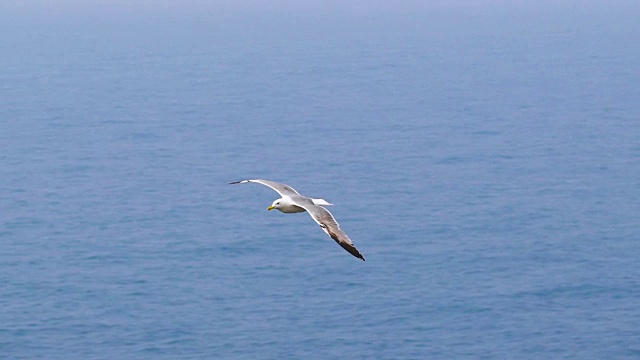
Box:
1, 3, 639, 359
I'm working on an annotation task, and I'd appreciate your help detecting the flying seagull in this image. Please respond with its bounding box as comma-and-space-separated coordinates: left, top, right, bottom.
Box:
229, 179, 365, 261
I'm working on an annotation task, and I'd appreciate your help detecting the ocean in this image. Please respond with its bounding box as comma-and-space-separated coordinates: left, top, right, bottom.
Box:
1, 2, 639, 359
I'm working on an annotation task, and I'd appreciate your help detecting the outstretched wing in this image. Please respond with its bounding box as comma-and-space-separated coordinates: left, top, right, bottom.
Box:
299, 203, 365, 261
229, 179, 300, 197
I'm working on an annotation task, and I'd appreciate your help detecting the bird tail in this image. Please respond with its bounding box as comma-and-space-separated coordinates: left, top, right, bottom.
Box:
311, 198, 333, 206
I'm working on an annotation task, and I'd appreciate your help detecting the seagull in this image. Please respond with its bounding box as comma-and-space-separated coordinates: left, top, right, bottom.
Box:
229, 179, 365, 261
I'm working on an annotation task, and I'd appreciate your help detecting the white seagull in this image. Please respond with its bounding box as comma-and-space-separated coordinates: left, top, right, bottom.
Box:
229, 179, 365, 261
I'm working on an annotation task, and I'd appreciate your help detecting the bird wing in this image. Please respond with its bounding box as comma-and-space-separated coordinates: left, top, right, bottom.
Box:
298, 203, 365, 261
229, 179, 300, 197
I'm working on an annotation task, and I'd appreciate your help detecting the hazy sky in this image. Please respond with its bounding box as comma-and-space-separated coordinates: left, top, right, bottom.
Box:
1, 0, 638, 32
2, 0, 637, 18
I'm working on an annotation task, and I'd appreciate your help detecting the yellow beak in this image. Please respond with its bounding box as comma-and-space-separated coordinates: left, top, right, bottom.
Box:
267, 205, 275, 211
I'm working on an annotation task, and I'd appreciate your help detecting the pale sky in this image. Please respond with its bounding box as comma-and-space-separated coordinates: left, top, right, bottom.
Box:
1, 0, 637, 26
3, 0, 635, 16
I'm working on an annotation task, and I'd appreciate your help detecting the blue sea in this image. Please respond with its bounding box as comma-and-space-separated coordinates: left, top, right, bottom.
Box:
1, 2, 639, 359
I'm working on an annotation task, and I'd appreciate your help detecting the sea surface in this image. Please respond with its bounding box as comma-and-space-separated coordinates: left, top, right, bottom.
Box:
1, 2, 639, 359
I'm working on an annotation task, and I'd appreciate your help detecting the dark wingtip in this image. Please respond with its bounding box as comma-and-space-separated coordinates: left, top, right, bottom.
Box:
329, 231, 366, 261
348, 246, 366, 261
229, 180, 242, 184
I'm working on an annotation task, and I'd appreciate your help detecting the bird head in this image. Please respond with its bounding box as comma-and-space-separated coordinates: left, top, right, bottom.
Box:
267, 198, 283, 211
